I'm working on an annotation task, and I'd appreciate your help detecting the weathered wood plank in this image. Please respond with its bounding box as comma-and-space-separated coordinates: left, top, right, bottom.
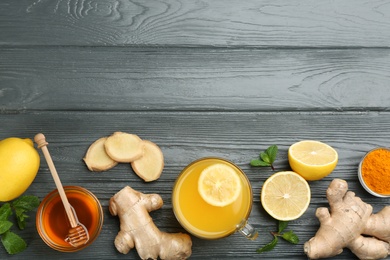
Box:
0, 111, 388, 259
1, 47, 390, 112
0, 0, 389, 47
1, 0, 388, 259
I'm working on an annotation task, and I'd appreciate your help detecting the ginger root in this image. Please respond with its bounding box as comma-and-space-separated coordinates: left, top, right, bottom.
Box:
304, 178, 390, 260
109, 186, 192, 260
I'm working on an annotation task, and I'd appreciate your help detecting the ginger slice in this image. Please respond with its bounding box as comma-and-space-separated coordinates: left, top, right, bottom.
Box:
104, 132, 143, 163
131, 140, 164, 182
83, 137, 118, 171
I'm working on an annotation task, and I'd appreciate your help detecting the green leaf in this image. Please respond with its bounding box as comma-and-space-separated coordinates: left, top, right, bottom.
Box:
256, 236, 278, 253
265, 145, 278, 163
0, 203, 12, 221
0, 196, 39, 254
282, 230, 299, 244
1, 231, 27, 254
260, 152, 271, 164
0, 221, 13, 234
11, 195, 40, 230
12, 196, 40, 211
250, 145, 278, 170
278, 220, 288, 233
14, 211, 29, 230
250, 159, 271, 167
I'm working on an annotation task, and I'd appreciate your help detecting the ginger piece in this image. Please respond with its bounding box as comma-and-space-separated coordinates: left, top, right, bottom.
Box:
83, 137, 118, 171
131, 140, 164, 182
109, 186, 192, 260
304, 178, 390, 260
104, 132, 143, 162
84, 132, 165, 182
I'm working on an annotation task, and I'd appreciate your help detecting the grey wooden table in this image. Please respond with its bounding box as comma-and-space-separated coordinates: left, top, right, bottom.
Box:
1, 0, 390, 259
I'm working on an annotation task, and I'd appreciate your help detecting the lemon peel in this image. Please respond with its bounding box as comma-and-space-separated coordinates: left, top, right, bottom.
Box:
288, 140, 338, 181
0, 137, 40, 202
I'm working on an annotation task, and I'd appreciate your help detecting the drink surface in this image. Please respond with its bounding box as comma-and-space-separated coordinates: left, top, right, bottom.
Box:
172, 158, 252, 239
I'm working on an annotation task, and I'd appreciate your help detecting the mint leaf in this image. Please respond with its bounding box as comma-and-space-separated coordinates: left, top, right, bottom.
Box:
0, 195, 40, 254
11, 195, 40, 230
0, 221, 13, 234
260, 152, 271, 164
265, 145, 278, 163
12, 195, 40, 211
14, 210, 29, 230
256, 236, 278, 253
1, 231, 27, 255
278, 220, 288, 233
250, 159, 271, 167
257, 220, 299, 254
250, 145, 278, 170
282, 230, 299, 244
0, 204, 12, 221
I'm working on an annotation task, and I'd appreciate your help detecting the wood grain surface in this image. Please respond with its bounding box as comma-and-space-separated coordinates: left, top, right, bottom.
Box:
1, 0, 390, 259
1, 111, 390, 259
1, 47, 390, 112
1, 0, 390, 47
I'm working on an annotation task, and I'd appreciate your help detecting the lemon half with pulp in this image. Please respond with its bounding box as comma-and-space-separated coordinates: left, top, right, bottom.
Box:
288, 140, 338, 181
261, 171, 311, 221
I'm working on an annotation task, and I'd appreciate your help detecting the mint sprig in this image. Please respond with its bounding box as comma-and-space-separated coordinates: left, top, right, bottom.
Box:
257, 220, 299, 253
12, 196, 40, 230
250, 145, 278, 170
0, 195, 40, 254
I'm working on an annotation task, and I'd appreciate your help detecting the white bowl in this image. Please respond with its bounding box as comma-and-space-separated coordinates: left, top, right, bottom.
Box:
358, 147, 390, 198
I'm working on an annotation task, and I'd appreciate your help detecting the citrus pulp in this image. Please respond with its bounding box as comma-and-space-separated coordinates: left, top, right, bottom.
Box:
198, 163, 242, 207
261, 171, 311, 221
288, 140, 338, 181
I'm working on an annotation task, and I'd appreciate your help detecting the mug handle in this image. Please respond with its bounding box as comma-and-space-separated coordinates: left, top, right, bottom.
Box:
237, 220, 258, 240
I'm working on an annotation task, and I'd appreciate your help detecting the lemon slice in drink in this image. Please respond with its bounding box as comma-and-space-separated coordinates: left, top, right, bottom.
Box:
198, 163, 242, 207
261, 171, 310, 221
288, 140, 338, 181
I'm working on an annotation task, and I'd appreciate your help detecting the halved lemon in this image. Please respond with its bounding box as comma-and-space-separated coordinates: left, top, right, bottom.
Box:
261, 171, 311, 221
288, 140, 338, 181
198, 163, 242, 207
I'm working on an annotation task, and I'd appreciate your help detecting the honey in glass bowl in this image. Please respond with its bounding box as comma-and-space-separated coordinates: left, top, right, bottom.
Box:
36, 186, 103, 252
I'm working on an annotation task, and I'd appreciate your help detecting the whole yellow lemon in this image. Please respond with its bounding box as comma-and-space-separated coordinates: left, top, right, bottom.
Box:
0, 137, 40, 202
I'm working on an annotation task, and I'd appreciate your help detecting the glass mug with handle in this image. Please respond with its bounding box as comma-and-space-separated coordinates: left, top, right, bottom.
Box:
172, 157, 258, 240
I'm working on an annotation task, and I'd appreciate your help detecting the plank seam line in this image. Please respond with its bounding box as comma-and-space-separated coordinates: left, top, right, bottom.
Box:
1, 45, 390, 50
0, 109, 387, 115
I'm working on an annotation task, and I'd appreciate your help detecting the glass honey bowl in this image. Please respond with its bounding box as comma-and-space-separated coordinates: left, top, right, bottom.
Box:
36, 186, 104, 252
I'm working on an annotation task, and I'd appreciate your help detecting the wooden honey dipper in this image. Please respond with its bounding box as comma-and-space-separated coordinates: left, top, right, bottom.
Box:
34, 133, 89, 248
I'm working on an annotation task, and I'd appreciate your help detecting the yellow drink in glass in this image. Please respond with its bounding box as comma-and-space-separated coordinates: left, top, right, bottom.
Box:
172, 157, 256, 240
